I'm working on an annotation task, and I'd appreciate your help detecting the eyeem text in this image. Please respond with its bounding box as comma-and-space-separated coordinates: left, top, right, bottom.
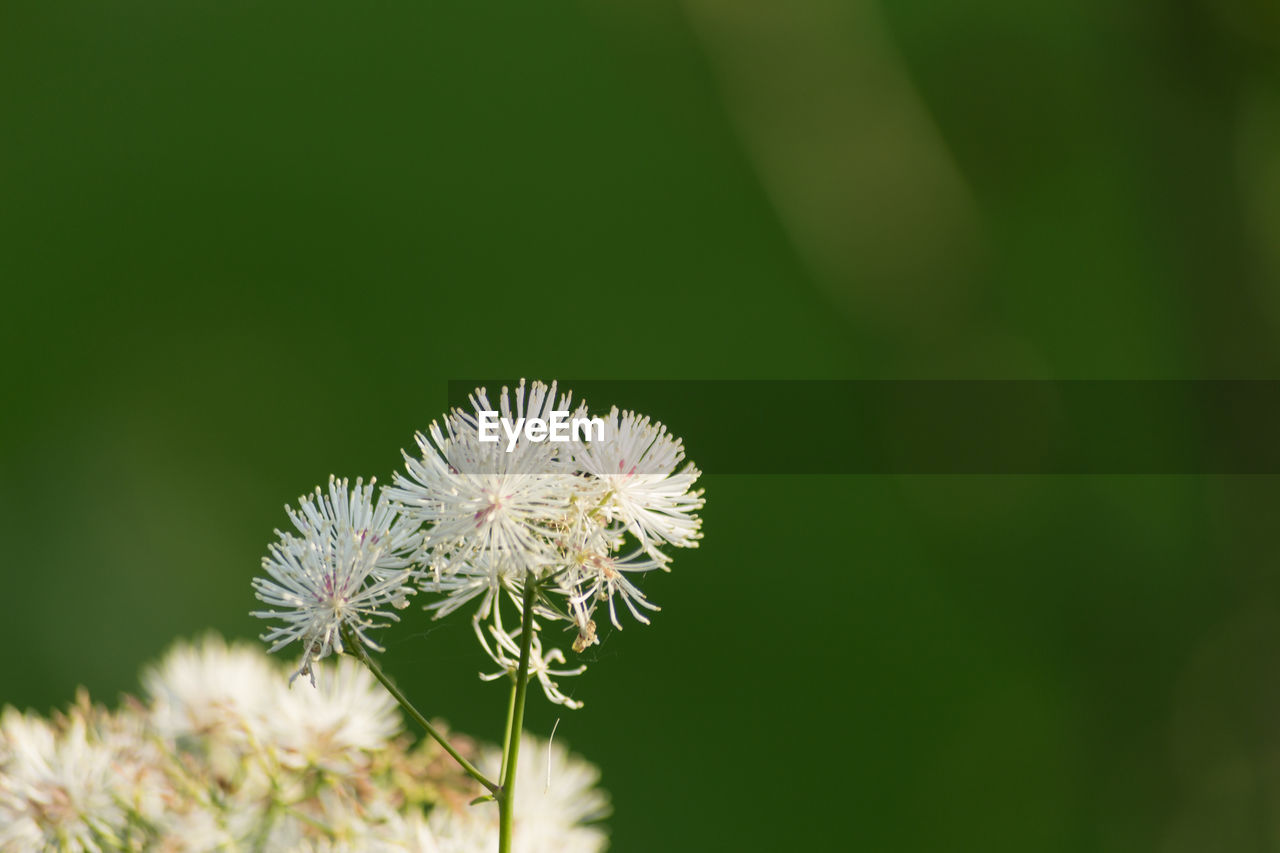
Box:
477, 410, 606, 452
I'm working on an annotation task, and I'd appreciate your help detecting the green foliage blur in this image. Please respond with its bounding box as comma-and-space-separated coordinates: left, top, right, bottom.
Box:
2, 1, 1279, 850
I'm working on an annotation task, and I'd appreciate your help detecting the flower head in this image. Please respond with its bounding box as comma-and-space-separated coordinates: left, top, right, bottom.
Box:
143, 632, 277, 744
0, 706, 129, 852
577, 406, 705, 555
380, 381, 706, 708
1, 636, 612, 851
270, 655, 402, 773
251, 476, 419, 684
386, 380, 586, 581
254, 380, 705, 711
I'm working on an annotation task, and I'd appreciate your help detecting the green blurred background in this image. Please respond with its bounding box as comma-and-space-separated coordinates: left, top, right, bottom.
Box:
3, 1, 1280, 850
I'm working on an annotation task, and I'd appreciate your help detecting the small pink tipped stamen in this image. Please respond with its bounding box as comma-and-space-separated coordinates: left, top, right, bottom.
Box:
474, 495, 504, 527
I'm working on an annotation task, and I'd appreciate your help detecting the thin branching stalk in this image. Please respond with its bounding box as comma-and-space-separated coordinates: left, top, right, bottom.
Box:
343, 627, 498, 793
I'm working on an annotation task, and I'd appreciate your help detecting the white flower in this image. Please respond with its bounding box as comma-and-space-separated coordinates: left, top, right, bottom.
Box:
577, 407, 705, 556
562, 547, 666, 635
149, 636, 400, 777
420, 554, 512, 622
252, 476, 420, 684
377, 382, 707, 708
425, 734, 609, 853
403, 808, 483, 853
0, 707, 128, 852
153, 805, 242, 852
143, 632, 277, 746
500, 735, 609, 853
387, 380, 586, 580
90, 696, 174, 831
477, 620, 586, 710
263, 785, 415, 852
2, 635, 613, 851
143, 634, 289, 821
270, 655, 401, 773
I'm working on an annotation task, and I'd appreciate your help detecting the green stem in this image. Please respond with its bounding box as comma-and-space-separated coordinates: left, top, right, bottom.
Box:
499, 676, 518, 783
344, 629, 498, 793
498, 579, 539, 853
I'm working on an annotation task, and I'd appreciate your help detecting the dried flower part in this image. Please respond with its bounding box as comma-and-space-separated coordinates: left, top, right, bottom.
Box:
571, 620, 597, 654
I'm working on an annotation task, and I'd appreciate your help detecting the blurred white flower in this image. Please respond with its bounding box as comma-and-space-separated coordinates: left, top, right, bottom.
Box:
143, 632, 277, 745
2, 636, 612, 851
263, 785, 415, 852
271, 655, 401, 773
426, 734, 609, 853
0, 706, 128, 852
154, 803, 244, 853
252, 476, 420, 684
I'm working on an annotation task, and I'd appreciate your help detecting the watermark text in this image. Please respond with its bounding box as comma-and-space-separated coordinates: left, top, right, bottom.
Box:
477, 410, 605, 452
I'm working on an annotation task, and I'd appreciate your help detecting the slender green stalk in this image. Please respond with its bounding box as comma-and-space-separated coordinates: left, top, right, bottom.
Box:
499, 676, 518, 783
343, 629, 498, 793
497, 579, 539, 853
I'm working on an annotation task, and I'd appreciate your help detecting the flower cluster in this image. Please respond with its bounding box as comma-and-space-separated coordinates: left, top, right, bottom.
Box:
252, 380, 705, 709
0, 636, 609, 852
